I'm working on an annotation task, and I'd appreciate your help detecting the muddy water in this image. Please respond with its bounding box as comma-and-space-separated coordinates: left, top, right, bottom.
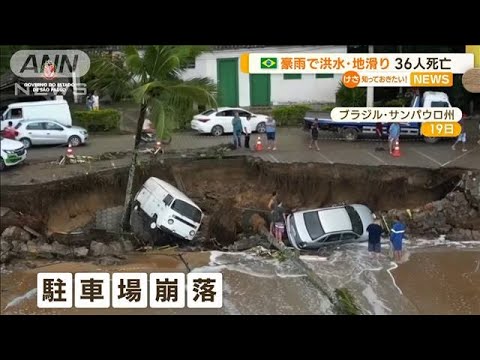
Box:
2, 241, 479, 315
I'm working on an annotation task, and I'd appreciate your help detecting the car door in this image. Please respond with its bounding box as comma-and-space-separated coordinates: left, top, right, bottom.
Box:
322, 233, 343, 246
44, 121, 67, 144
215, 110, 235, 133
25, 122, 47, 144
2, 107, 25, 129
340, 232, 360, 244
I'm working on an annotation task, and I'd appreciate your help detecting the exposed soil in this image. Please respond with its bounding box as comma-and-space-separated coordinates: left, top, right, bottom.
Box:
0, 157, 468, 244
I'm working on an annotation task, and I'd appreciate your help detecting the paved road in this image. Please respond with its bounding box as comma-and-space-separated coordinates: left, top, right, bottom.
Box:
21, 127, 480, 170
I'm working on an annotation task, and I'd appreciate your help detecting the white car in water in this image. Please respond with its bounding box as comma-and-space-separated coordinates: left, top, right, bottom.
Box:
0, 136, 27, 171
191, 107, 268, 136
14, 119, 88, 148
286, 204, 375, 250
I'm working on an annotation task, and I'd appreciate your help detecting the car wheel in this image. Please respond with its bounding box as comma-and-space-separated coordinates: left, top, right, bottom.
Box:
0, 158, 5, 172
20, 138, 32, 149
68, 135, 82, 147
211, 125, 224, 136
256, 122, 266, 133
424, 136, 440, 144
342, 128, 358, 141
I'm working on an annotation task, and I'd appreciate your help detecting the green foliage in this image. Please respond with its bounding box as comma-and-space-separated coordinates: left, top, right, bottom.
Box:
383, 98, 408, 107
73, 109, 121, 132
87, 46, 217, 138
320, 104, 335, 112
335, 82, 366, 107
271, 105, 311, 126
333, 288, 362, 315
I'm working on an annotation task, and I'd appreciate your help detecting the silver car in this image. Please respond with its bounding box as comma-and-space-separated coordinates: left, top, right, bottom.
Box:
14, 119, 88, 148
286, 204, 375, 250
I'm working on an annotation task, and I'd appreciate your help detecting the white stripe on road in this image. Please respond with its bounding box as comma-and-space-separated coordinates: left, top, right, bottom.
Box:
317, 152, 334, 164
366, 151, 387, 165
268, 154, 280, 163
412, 149, 443, 166
441, 147, 479, 167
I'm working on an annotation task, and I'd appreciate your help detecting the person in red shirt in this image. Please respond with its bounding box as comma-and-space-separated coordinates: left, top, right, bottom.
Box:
2, 121, 18, 140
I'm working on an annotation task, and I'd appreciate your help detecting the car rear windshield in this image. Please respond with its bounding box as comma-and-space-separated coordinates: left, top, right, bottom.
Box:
431, 101, 449, 107
171, 199, 202, 223
303, 211, 325, 240
14, 123, 22, 129
201, 109, 215, 116
345, 206, 363, 235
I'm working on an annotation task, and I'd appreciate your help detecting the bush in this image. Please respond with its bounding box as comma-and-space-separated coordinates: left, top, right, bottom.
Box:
335, 83, 366, 107
271, 105, 311, 126
73, 109, 121, 132
383, 98, 408, 107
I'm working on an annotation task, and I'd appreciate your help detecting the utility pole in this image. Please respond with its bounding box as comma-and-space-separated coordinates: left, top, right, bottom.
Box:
366, 45, 374, 107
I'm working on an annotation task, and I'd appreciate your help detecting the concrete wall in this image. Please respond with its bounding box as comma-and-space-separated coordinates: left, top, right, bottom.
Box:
181, 45, 347, 107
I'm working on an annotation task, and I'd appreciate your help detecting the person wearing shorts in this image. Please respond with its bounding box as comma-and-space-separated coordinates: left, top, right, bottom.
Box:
452, 117, 467, 152
265, 116, 277, 150
309, 119, 320, 151
271, 201, 286, 243
388, 122, 400, 155
390, 216, 406, 262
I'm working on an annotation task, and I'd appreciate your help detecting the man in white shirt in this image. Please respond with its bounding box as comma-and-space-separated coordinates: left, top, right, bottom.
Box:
92, 91, 100, 110
143, 118, 155, 134
242, 114, 252, 150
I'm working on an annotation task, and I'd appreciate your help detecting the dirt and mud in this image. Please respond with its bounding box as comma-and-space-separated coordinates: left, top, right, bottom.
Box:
0, 157, 471, 240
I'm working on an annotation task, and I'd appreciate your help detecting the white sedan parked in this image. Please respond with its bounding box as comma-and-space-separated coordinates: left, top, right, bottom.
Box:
15, 119, 88, 148
191, 107, 268, 136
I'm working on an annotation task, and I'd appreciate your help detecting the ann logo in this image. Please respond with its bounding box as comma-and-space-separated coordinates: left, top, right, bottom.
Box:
42, 60, 56, 80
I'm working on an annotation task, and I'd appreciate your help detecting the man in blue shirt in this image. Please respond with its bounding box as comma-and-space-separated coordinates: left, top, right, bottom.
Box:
388, 122, 401, 155
390, 216, 406, 262
232, 112, 243, 149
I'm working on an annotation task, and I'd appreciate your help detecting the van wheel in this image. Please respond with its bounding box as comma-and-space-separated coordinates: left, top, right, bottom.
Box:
20, 138, 32, 149
342, 128, 358, 141
68, 135, 81, 147
0, 158, 5, 172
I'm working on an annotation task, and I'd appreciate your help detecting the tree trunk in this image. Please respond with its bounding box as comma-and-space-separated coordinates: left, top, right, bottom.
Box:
121, 103, 148, 232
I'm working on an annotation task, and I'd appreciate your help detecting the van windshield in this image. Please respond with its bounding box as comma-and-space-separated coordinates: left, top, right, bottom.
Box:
171, 200, 202, 223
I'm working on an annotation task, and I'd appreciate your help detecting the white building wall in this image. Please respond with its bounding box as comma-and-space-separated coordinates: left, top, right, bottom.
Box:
181, 45, 347, 107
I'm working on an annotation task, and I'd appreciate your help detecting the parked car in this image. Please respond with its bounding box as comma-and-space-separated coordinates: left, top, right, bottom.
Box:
191, 107, 268, 136
0, 136, 27, 171
286, 204, 375, 250
14, 119, 88, 148
132, 177, 203, 241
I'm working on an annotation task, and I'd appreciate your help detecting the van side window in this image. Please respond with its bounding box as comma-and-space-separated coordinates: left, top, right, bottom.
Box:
163, 194, 174, 206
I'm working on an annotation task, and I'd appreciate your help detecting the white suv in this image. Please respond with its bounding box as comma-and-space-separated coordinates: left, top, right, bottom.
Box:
0, 136, 27, 171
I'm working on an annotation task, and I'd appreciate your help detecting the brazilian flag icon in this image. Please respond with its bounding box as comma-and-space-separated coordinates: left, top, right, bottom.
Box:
260, 57, 277, 69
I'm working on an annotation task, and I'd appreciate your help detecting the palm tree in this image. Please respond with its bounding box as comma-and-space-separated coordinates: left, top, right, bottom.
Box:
89, 46, 217, 231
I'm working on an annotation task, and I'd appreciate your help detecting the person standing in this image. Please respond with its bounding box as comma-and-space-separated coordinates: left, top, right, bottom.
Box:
243, 114, 252, 150
366, 218, 384, 257
231, 112, 243, 149
309, 118, 320, 151
92, 91, 100, 111
388, 122, 401, 155
272, 201, 286, 244
86, 93, 94, 111
268, 191, 278, 235
452, 116, 467, 152
2, 121, 18, 140
390, 216, 406, 262
265, 116, 277, 150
